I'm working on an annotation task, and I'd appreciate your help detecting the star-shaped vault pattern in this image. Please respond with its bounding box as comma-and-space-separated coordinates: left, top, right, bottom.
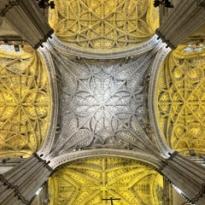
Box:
156, 46, 205, 156
49, 157, 163, 205
49, 0, 158, 52
55, 55, 150, 153
0, 47, 52, 157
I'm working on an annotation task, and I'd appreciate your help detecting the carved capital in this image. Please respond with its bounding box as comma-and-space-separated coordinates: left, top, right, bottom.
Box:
159, 151, 178, 170
156, 29, 176, 49
33, 153, 53, 172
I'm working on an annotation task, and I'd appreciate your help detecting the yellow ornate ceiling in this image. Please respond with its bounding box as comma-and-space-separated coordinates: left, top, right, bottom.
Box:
49, 0, 159, 52
0, 45, 52, 158
156, 45, 205, 156
49, 157, 164, 205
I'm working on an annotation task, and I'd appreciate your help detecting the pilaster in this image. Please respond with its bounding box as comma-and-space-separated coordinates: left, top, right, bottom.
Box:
0, 0, 53, 48
161, 153, 205, 204
157, 0, 205, 48
0, 154, 53, 205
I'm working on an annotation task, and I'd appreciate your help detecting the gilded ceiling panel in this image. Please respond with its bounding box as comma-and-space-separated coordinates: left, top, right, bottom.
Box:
49, 0, 158, 53
0, 45, 52, 158
156, 45, 205, 156
49, 157, 163, 205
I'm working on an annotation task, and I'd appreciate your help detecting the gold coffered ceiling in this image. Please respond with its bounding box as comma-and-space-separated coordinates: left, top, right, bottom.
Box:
49, 0, 159, 53
0, 45, 52, 158
49, 157, 164, 205
156, 45, 205, 156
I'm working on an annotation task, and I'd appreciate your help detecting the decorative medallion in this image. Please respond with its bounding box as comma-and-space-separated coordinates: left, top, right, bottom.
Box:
49, 157, 164, 205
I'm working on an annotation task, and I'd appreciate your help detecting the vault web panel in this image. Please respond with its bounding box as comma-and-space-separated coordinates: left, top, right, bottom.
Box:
49, 157, 164, 205
49, 0, 159, 53
55, 56, 149, 152
0, 46, 52, 157
156, 45, 205, 156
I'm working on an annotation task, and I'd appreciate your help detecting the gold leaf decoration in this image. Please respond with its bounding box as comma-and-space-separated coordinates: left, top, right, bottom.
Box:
49, 157, 164, 205
49, 0, 159, 53
156, 45, 205, 156
0, 46, 52, 158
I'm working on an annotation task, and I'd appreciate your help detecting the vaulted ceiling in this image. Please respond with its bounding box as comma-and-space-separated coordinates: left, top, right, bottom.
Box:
0, 1, 205, 205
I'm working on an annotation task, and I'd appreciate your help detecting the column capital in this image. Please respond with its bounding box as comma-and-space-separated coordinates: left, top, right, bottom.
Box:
33, 153, 53, 172
159, 151, 178, 171
156, 29, 176, 49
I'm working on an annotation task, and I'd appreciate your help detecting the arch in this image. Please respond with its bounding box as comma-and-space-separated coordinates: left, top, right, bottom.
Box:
49, 148, 162, 170
37, 44, 59, 156
148, 42, 173, 158
48, 34, 159, 59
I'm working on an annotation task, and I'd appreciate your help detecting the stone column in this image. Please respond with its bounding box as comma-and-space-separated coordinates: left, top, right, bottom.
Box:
0, 158, 24, 174
0, 0, 53, 48
0, 154, 52, 205
160, 152, 205, 204
157, 0, 205, 48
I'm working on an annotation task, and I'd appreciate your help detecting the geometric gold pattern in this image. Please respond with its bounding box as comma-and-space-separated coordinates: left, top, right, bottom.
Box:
49, 0, 159, 53
48, 157, 164, 205
0, 46, 52, 158
156, 45, 205, 156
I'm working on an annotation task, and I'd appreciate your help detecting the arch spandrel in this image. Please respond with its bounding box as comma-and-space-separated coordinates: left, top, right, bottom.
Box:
48, 0, 159, 57
0, 45, 52, 158
48, 157, 164, 205
154, 44, 205, 156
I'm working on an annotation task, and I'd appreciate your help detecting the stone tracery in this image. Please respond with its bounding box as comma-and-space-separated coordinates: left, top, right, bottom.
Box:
156, 45, 205, 156
0, 1, 205, 205
0, 46, 52, 158
49, 0, 159, 53
49, 49, 156, 155
49, 157, 164, 205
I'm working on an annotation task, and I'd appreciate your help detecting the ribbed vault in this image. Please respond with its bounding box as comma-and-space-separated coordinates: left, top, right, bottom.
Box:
49, 0, 159, 54
49, 157, 163, 205
0, 45, 52, 158
155, 44, 205, 156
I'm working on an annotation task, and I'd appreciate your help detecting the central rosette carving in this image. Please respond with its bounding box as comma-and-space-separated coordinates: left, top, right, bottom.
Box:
57, 59, 147, 152
72, 68, 132, 141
